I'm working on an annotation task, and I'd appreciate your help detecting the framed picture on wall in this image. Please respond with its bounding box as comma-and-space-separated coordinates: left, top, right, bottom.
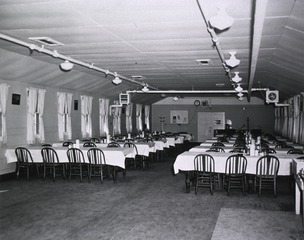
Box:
170, 110, 188, 124
12, 93, 21, 105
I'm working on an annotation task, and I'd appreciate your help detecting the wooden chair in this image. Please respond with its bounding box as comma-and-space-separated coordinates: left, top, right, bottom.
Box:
87, 148, 107, 183
207, 146, 225, 152
123, 142, 140, 169
41, 147, 65, 181
107, 142, 121, 148
261, 148, 276, 154
212, 142, 225, 147
90, 137, 101, 143
194, 154, 215, 195
255, 155, 280, 197
62, 141, 74, 147
66, 148, 87, 182
15, 147, 40, 180
83, 141, 97, 147
287, 149, 304, 154
224, 154, 247, 196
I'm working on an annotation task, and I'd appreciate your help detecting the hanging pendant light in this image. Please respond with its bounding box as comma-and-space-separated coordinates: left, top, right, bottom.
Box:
235, 84, 243, 92
112, 72, 122, 85
60, 60, 73, 71
237, 92, 244, 97
232, 72, 242, 83
141, 84, 149, 93
209, 6, 234, 31
226, 51, 240, 68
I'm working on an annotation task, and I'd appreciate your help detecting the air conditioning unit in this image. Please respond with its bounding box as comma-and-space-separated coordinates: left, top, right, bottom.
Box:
119, 93, 130, 105
266, 90, 279, 104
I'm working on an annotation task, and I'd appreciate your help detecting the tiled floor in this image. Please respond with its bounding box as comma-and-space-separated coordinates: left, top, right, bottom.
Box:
0, 156, 303, 240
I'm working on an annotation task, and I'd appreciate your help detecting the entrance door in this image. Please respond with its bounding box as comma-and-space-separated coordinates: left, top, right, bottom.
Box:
197, 112, 225, 142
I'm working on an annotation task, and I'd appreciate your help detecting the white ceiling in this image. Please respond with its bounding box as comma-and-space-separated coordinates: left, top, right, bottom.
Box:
0, 0, 303, 104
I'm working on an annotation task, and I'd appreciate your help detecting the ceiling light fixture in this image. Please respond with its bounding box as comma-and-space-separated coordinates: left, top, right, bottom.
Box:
141, 84, 149, 93
231, 72, 242, 83
112, 72, 122, 85
60, 60, 73, 71
173, 96, 179, 101
238, 96, 244, 101
235, 84, 243, 92
209, 6, 234, 31
237, 92, 244, 97
226, 51, 240, 68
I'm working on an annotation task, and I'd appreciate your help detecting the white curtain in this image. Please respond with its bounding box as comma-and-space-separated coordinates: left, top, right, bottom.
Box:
136, 104, 143, 132
36, 89, 46, 143
27, 88, 37, 144
125, 103, 133, 133
274, 107, 279, 134
113, 106, 121, 135
0, 83, 9, 144
288, 98, 294, 140
282, 105, 288, 138
81, 95, 93, 138
57, 92, 66, 141
292, 95, 300, 143
144, 105, 150, 130
66, 93, 73, 139
100, 98, 110, 136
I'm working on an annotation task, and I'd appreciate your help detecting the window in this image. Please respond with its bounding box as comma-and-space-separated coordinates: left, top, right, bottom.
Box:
0, 83, 9, 144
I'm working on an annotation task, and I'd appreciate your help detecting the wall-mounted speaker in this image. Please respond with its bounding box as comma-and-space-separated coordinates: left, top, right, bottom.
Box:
266, 90, 279, 104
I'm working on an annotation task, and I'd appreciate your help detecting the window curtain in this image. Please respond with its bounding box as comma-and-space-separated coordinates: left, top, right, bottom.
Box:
300, 93, 304, 144
125, 103, 133, 134
292, 95, 300, 143
144, 105, 150, 130
99, 98, 110, 136
57, 92, 73, 141
66, 93, 73, 139
113, 106, 121, 135
27, 88, 38, 144
136, 104, 143, 132
282, 105, 288, 138
287, 98, 294, 140
274, 107, 279, 134
0, 83, 9, 144
36, 89, 46, 143
81, 95, 93, 138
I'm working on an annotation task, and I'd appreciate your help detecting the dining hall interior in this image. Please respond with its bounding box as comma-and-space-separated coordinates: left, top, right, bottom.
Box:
0, 0, 304, 239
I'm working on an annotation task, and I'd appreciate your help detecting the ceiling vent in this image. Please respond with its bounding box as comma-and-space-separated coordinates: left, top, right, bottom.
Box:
266, 90, 279, 104
196, 59, 212, 65
119, 93, 130, 105
28, 37, 64, 46
216, 83, 225, 87
131, 75, 145, 80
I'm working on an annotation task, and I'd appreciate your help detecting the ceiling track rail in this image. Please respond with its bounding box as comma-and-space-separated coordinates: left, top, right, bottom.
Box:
0, 33, 158, 90
126, 88, 269, 94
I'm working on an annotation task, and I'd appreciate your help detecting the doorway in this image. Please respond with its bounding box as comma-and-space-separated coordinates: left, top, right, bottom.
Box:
197, 112, 225, 142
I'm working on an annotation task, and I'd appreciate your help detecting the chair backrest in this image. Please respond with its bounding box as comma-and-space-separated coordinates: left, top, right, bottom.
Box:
287, 149, 304, 154
261, 148, 276, 154
87, 148, 106, 165
15, 147, 33, 164
123, 142, 138, 155
90, 138, 101, 143
217, 137, 229, 143
83, 141, 97, 147
107, 142, 121, 148
194, 154, 215, 173
229, 147, 245, 153
62, 141, 74, 147
212, 142, 225, 147
41, 147, 60, 164
125, 138, 134, 143
256, 155, 280, 177
225, 154, 247, 175
208, 146, 225, 152
275, 142, 288, 148
66, 148, 86, 164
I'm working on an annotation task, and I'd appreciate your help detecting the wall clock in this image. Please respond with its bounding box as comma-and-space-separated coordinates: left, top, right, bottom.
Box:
194, 100, 200, 106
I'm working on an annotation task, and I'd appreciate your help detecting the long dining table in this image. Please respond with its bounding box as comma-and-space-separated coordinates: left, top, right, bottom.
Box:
173, 151, 303, 193
5, 146, 133, 182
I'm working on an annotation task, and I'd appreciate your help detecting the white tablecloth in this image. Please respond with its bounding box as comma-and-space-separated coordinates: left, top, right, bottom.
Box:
5, 147, 132, 169
173, 151, 303, 176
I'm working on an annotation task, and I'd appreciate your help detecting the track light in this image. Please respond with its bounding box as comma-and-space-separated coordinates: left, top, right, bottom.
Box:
112, 72, 122, 85
232, 72, 242, 83
226, 51, 240, 68
60, 60, 73, 71
209, 6, 234, 31
141, 84, 149, 93
235, 84, 243, 92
